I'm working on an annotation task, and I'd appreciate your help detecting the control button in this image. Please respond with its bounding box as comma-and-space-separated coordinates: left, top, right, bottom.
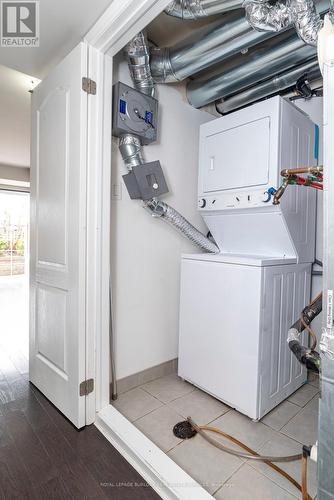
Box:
199, 198, 206, 208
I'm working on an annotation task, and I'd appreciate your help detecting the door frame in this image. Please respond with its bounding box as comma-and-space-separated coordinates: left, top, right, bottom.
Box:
85, 0, 173, 417
84, 1, 214, 498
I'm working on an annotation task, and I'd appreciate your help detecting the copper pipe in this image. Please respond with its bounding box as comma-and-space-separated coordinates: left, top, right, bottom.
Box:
281, 165, 323, 177
273, 179, 289, 205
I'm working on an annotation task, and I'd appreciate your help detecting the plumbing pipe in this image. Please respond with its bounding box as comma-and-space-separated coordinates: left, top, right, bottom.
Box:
150, 12, 274, 83
281, 165, 323, 176
216, 59, 320, 114
164, 0, 243, 19
187, 32, 316, 107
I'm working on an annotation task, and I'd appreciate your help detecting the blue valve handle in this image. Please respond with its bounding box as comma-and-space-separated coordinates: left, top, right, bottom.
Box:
263, 187, 277, 203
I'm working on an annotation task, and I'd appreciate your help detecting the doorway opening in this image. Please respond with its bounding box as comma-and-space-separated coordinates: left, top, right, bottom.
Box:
0, 190, 30, 373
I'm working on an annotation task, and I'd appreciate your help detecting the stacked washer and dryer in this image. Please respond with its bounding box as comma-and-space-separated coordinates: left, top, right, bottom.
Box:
178, 96, 318, 420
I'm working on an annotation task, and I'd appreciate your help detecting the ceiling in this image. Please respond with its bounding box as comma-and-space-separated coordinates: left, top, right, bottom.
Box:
0, 65, 39, 168
0, 0, 112, 79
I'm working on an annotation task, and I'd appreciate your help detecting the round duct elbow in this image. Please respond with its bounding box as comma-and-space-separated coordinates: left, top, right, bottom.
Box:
125, 32, 155, 97
150, 48, 179, 83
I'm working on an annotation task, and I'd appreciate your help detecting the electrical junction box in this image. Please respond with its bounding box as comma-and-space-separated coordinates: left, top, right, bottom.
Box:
122, 161, 169, 201
112, 81, 158, 144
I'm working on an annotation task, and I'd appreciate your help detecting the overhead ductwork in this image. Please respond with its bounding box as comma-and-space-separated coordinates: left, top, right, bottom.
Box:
125, 31, 155, 97
150, 11, 274, 83
119, 31, 218, 253
218, 59, 320, 114
153, 0, 329, 86
245, 0, 327, 45
164, 0, 243, 19
243, 0, 293, 32
290, 0, 324, 45
216, 58, 320, 113
187, 32, 316, 107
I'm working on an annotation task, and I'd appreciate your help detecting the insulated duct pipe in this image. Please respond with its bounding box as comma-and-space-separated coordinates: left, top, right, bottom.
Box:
164, 0, 243, 18
145, 199, 219, 253
244, 0, 293, 32
245, 0, 326, 45
287, 294, 322, 373
187, 32, 316, 107
120, 32, 218, 253
216, 58, 320, 113
150, 11, 275, 83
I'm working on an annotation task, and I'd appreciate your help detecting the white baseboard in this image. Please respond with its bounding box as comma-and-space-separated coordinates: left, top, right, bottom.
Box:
95, 405, 212, 500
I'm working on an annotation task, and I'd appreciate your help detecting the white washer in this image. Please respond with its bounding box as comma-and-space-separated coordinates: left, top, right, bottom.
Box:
178, 253, 310, 420
178, 97, 318, 419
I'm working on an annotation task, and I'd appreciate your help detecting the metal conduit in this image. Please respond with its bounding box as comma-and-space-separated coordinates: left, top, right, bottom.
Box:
164, 0, 243, 18
187, 33, 316, 107
216, 58, 320, 113
151, 11, 275, 82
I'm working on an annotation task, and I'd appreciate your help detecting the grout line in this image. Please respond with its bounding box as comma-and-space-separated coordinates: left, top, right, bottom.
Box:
211, 461, 245, 497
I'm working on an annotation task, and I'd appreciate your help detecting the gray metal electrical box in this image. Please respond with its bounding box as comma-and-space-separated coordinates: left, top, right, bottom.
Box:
112, 81, 158, 144
123, 161, 168, 200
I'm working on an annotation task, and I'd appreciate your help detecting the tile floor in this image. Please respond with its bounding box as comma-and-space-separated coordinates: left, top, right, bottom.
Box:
113, 372, 320, 499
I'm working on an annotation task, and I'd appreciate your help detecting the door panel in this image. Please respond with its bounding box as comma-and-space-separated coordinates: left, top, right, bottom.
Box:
30, 42, 88, 428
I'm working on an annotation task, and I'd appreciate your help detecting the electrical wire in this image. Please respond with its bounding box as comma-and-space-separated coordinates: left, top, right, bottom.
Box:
187, 417, 311, 500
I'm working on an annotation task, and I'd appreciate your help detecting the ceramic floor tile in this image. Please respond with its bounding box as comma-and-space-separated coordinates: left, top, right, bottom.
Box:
214, 463, 296, 500
112, 387, 163, 422
287, 384, 319, 407
281, 396, 319, 445
168, 389, 230, 425
248, 429, 317, 498
209, 409, 278, 452
262, 400, 300, 431
134, 405, 184, 452
168, 433, 243, 495
141, 374, 195, 403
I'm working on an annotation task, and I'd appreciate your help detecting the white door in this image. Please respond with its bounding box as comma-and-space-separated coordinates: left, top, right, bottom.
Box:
30, 42, 90, 428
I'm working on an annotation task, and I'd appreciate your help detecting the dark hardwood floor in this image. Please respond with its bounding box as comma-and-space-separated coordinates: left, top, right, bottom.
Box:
0, 347, 160, 500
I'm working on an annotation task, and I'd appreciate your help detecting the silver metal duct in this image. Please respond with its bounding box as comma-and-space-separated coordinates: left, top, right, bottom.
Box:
216, 58, 320, 113
121, 32, 218, 253
290, 0, 323, 45
243, 0, 293, 32
125, 31, 155, 97
145, 199, 219, 253
245, 0, 329, 44
187, 33, 316, 107
150, 12, 274, 83
164, 0, 243, 18
118, 134, 144, 171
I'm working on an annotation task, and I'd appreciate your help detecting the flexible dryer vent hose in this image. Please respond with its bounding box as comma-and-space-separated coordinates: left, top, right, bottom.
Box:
145, 199, 219, 253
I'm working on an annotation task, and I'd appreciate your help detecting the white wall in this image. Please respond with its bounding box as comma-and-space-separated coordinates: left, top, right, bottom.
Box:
294, 97, 323, 339
111, 57, 213, 380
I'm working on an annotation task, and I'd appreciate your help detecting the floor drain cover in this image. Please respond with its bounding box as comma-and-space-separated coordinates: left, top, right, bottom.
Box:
173, 420, 197, 439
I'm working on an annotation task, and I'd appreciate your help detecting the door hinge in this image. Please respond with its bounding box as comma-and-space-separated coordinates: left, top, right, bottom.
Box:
79, 378, 94, 396
82, 77, 96, 95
